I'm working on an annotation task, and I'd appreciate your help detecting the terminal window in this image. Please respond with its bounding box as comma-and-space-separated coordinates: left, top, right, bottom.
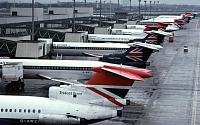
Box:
49, 10, 54, 14
12, 11, 17, 16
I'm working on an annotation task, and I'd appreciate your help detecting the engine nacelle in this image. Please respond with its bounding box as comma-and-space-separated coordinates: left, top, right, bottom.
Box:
125, 61, 150, 68
39, 114, 84, 125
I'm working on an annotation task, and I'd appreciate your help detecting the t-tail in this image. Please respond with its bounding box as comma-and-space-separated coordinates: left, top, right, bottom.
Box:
48, 65, 152, 124
130, 28, 171, 45
156, 22, 172, 32
85, 65, 153, 104
101, 42, 162, 68
157, 22, 180, 32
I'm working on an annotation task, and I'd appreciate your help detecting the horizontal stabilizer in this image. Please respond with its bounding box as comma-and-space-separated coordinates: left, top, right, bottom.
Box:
101, 67, 144, 81
143, 25, 162, 31
174, 19, 186, 23
128, 42, 163, 50
85, 65, 152, 86
90, 65, 152, 82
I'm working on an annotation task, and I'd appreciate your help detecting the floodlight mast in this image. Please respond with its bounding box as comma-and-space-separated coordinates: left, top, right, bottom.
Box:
32, 0, 34, 40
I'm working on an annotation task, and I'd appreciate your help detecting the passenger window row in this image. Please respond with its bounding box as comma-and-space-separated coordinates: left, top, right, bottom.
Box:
53, 46, 127, 50
1, 108, 41, 113
23, 66, 92, 70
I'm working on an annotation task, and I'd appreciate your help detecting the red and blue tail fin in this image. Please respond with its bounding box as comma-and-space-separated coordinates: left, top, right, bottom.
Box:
157, 22, 172, 27
143, 25, 163, 31
85, 65, 152, 99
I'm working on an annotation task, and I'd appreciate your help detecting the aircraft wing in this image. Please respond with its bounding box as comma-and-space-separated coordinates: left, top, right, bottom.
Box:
36, 74, 83, 85
82, 52, 103, 58
128, 42, 163, 50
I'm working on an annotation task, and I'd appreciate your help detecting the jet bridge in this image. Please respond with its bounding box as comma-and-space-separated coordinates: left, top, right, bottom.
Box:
0, 38, 17, 57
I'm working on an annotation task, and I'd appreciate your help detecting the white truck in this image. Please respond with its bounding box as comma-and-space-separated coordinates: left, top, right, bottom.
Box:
2, 62, 24, 92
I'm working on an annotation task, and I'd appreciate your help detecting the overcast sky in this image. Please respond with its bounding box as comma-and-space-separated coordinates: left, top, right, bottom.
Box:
1, 0, 200, 5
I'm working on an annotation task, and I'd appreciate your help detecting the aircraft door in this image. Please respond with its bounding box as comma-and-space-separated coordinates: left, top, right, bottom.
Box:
43, 44, 45, 56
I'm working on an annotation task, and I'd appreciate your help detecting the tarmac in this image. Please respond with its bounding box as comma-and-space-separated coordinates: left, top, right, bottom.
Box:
0, 18, 200, 125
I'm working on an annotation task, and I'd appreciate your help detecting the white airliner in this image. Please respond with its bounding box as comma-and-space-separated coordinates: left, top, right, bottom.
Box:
127, 21, 180, 32
88, 27, 171, 43
137, 14, 188, 25
0, 65, 152, 124
185, 12, 198, 19
52, 42, 129, 57
51, 42, 162, 57
111, 27, 174, 35
88, 34, 141, 43
0, 59, 134, 88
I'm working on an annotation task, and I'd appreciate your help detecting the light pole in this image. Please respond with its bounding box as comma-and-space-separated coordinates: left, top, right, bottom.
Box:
118, 0, 119, 12
110, 1, 111, 17
129, 0, 131, 14
144, 1, 146, 16
84, 0, 86, 7
154, 1, 156, 17
96, 1, 97, 10
104, 1, 105, 18
73, 0, 76, 32
157, 1, 159, 15
100, 0, 101, 26
150, 1, 152, 19
138, 0, 141, 19
117, 0, 119, 23
32, 0, 34, 40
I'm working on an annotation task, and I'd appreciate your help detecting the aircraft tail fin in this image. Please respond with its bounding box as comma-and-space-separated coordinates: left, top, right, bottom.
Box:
84, 65, 152, 107
143, 25, 163, 31
157, 22, 172, 27
126, 42, 162, 62
101, 41, 162, 68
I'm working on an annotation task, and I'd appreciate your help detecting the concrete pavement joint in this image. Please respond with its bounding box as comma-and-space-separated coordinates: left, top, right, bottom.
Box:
191, 21, 200, 125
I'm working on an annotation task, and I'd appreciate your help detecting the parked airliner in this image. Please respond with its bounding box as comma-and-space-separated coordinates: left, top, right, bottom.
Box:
101, 42, 163, 68
0, 65, 153, 125
51, 40, 162, 57
127, 21, 180, 32
51, 42, 129, 57
137, 14, 189, 25
88, 27, 171, 44
51, 42, 162, 68
0, 59, 133, 90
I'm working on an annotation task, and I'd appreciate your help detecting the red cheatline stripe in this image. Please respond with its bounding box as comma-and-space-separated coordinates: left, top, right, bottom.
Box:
87, 87, 124, 106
